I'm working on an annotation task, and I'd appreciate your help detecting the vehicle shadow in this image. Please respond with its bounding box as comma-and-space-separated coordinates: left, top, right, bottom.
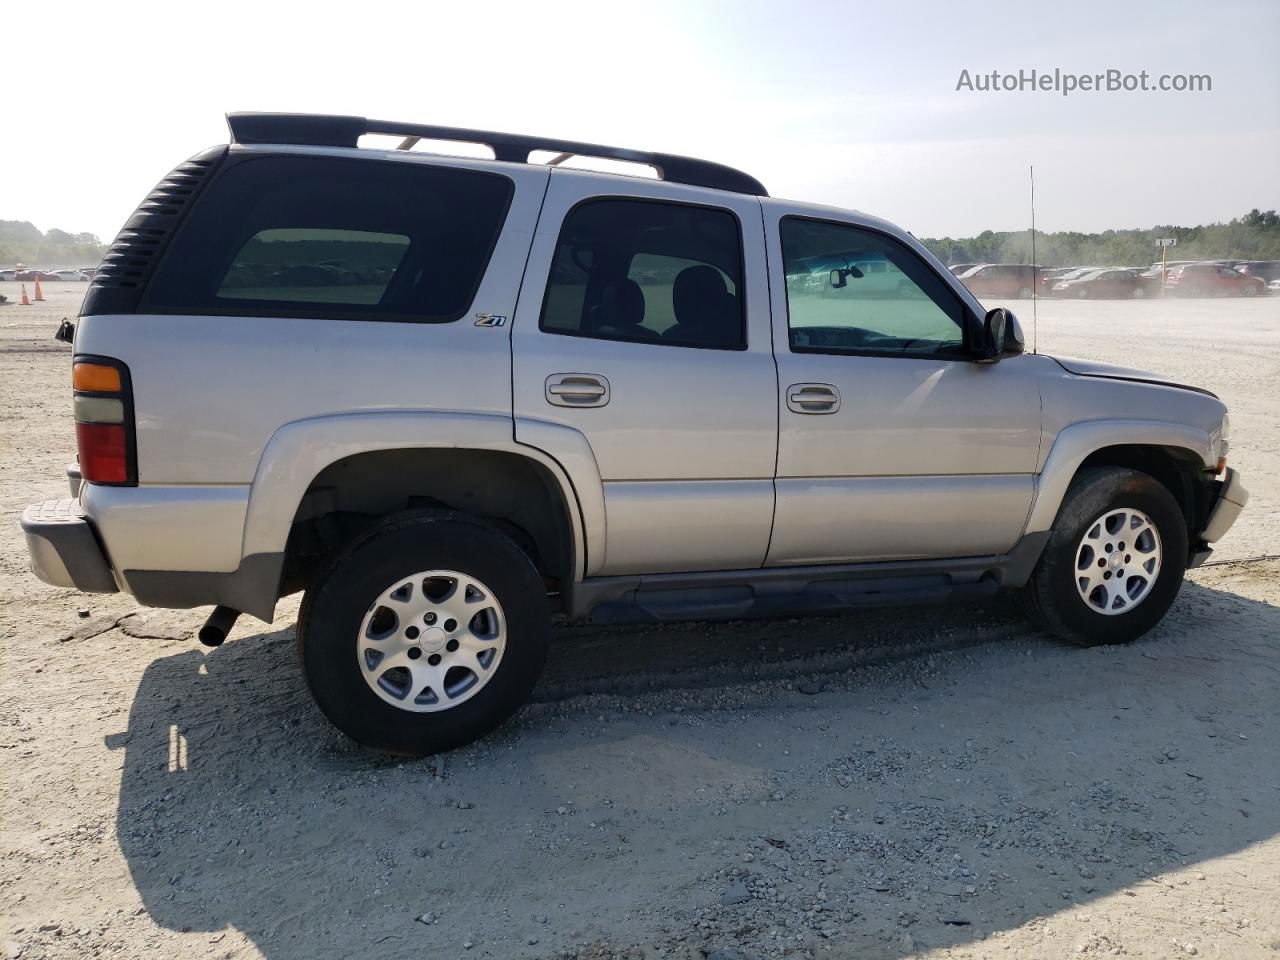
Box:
112, 578, 1279, 959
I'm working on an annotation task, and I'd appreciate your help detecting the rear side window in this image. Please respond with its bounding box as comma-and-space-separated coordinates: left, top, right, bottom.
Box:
142, 155, 513, 322
539, 198, 745, 349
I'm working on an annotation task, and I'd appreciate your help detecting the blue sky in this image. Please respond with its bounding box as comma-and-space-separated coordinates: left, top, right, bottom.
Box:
5, 0, 1277, 240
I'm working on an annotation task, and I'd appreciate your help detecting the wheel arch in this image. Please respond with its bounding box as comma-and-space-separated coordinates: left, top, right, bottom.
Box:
1072, 445, 1208, 536
240, 412, 589, 611
1026, 420, 1215, 538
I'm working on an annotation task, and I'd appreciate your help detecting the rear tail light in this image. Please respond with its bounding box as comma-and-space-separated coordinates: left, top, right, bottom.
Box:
72, 357, 136, 486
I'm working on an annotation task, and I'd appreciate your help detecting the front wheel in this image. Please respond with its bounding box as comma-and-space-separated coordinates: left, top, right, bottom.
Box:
1021, 467, 1187, 646
297, 511, 550, 755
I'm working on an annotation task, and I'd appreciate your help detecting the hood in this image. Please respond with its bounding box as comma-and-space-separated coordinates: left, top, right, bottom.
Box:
1050, 355, 1218, 398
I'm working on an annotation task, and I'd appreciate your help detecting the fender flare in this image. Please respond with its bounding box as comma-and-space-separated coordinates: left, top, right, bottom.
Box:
1025, 419, 1215, 534
240, 411, 599, 580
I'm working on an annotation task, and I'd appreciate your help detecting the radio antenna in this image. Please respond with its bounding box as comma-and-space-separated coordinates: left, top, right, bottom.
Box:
1030, 164, 1038, 354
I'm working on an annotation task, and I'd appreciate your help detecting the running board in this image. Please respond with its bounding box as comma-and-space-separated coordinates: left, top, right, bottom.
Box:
568, 534, 1051, 624
587, 575, 999, 624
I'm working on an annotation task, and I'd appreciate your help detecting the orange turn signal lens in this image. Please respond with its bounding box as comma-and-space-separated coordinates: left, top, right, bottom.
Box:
72, 362, 122, 393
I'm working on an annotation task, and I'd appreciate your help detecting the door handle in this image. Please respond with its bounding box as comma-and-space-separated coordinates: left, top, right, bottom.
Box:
546, 373, 611, 407
787, 383, 840, 414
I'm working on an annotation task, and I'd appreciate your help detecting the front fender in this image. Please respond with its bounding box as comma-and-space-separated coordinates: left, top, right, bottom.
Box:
1025, 419, 1215, 535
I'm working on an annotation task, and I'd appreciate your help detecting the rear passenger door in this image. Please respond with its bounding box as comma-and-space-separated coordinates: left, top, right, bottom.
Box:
511, 173, 776, 577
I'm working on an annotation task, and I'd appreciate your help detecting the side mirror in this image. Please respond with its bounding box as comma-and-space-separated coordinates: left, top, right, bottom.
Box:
1004, 312, 1026, 356
975, 308, 1025, 363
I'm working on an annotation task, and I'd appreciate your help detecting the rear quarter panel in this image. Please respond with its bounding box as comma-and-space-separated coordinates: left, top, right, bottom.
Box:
74, 153, 550, 486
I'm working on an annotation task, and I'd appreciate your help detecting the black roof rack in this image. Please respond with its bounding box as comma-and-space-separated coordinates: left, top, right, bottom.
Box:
225, 112, 767, 197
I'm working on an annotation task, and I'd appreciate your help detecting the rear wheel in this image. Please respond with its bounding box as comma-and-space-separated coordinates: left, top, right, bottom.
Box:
1022, 467, 1187, 646
297, 511, 550, 755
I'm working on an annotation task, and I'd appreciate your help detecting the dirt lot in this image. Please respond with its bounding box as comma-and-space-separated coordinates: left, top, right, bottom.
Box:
1, 285, 1278, 960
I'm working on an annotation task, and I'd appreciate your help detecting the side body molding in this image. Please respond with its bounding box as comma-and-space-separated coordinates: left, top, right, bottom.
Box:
241, 411, 592, 578
1025, 419, 1215, 534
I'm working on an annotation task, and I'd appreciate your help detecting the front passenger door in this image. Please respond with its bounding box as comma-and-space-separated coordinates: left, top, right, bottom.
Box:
765, 209, 1042, 566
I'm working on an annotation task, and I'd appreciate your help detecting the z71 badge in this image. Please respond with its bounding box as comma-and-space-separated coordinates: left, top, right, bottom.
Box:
474, 313, 507, 327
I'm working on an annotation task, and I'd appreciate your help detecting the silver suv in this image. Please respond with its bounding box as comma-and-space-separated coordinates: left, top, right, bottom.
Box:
21, 113, 1248, 755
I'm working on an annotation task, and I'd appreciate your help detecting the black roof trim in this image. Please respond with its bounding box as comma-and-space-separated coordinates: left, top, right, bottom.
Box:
226, 112, 767, 197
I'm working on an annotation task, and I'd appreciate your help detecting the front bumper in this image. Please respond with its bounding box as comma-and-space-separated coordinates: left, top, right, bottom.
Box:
1202, 467, 1249, 544
20, 498, 118, 593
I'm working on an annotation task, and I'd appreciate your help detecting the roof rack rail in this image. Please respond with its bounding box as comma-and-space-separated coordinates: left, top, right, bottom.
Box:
225, 113, 767, 197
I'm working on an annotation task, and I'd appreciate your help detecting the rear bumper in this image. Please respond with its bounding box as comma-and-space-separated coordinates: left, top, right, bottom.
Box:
22, 483, 281, 620
20, 498, 118, 593
1201, 468, 1248, 544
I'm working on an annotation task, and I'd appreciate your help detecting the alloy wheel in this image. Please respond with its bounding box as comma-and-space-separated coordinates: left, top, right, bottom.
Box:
357, 570, 507, 711
1074, 508, 1162, 615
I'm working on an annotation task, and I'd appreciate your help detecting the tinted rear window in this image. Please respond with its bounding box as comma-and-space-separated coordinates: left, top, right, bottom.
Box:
142, 155, 512, 322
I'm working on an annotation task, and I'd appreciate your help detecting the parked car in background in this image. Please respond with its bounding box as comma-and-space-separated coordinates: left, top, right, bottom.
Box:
1037, 267, 1075, 291
1044, 266, 1107, 295
1039, 266, 1086, 294
1236, 261, 1280, 284
1268, 278, 1280, 296
1053, 268, 1157, 299
1147, 260, 1196, 276
0, 270, 16, 281
1165, 262, 1266, 297
948, 262, 981, 274
14, 269, 59, 282
49, 269, 90, 282
956, 263, 1040, 299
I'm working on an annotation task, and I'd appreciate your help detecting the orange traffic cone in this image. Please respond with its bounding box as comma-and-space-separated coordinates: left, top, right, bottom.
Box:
33, 277, 45, 301
20, 284, 31, 305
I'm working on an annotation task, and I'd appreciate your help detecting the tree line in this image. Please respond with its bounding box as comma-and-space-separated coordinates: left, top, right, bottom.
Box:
920, 210, 1280, 268
6, 209, 1280, 272
0, 220, 107, 267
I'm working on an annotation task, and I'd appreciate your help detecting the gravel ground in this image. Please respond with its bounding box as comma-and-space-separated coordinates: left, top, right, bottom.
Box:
1, 285, 1278, 960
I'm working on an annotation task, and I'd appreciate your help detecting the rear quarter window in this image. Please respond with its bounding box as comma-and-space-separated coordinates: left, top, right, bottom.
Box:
141, 155, 513, 323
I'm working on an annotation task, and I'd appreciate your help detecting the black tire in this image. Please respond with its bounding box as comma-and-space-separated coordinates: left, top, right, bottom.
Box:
1021, 467, 1187, 646
297, 510, 550, 755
